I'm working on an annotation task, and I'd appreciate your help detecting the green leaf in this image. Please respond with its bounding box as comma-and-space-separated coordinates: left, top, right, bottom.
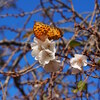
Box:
97, 60, 100, 64
69, 40, 81, 48
72, 89, 78, 93
72, 81, 86, 94
77, 81, 86, 91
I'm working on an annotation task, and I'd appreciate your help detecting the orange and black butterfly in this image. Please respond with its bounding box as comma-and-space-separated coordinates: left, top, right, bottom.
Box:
33, 22, 63, 41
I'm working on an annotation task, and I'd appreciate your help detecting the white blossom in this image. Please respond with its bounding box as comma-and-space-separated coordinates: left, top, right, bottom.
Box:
70, 54, 87, 72
31, 38, 43, 60
43, 60, 61, 72
37, 49, 55, 65
31, 37, 56, 65
42, 38, 56, 53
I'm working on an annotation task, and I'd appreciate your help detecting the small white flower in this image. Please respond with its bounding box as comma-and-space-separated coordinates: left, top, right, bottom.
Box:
37, 49, 55, 65
43, 60, 61, 72
42, 38, 56, 53
70, 54, 87, 71
31, 37, 59, 66
31, 37, 56, 65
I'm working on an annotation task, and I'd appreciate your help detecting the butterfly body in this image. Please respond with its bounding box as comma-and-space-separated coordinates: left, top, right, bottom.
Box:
33, 22, 63, 41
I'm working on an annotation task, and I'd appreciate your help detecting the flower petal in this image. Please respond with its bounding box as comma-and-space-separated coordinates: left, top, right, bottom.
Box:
74, 54, 83, 59
43, 60, 61, 72
83, 60, 87, 66
70, 54, 87, 71
71, 62, 82, 70
38, 49, 55, 65
71, 68, 80, 74
34, 37, 43, 44
70, 58, 77, 65
31, 45, 40, 57
31, 43, 36, 49
42, 38, 56, 52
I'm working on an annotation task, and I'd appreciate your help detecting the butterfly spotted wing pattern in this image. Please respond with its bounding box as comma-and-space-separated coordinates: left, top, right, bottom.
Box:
33, 22, 50, 41
47, 27, 62, 40
33, 22, 62, 41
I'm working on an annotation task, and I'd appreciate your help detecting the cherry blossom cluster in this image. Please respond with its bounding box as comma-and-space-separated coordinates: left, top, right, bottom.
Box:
31, 37, 60, 72
31, 37, 87, 73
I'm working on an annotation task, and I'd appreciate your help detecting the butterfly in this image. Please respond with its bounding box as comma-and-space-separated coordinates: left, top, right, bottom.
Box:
33, 22, 63, 41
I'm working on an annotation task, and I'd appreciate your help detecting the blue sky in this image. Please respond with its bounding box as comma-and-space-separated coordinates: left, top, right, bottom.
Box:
0, 0, 98, 99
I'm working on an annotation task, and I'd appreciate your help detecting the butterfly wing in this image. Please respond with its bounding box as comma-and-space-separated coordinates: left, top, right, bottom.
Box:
33, 22, 63, 41
33, 22, 50, 41
47, 27, 62, 40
